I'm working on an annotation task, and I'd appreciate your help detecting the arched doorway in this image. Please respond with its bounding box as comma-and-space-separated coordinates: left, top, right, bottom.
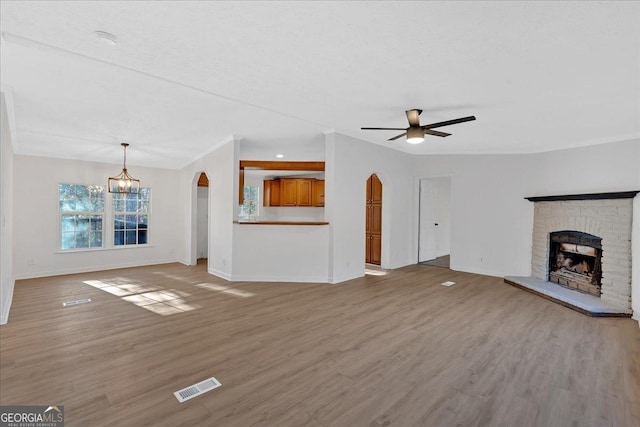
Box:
365, 174, 382, 265
196, 172, 209, 264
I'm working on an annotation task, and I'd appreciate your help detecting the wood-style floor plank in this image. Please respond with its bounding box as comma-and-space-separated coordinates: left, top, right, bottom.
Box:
1, 262, 639, 426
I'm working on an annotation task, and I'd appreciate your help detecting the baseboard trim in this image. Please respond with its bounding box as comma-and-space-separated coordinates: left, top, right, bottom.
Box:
208, 268, 231, 281
0, 278, 15, 325
230, 274, 329, 283
13, 259, 181, 280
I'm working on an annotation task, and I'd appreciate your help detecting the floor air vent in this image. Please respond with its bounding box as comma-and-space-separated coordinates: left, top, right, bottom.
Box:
174, 377, 221, 403
441, 281, 456, 287
62, 298, 92, 307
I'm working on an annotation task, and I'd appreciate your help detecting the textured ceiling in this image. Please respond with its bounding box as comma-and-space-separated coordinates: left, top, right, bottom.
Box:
1, 1, 639, 169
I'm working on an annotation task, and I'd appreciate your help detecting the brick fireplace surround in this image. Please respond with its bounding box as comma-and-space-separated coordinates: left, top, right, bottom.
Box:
506, 191, 638, 317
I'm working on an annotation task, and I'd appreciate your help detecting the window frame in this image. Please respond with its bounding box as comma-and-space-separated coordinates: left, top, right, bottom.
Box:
58, 183, 105, 251
57, 183, 152, 252
112, 188, 151, 247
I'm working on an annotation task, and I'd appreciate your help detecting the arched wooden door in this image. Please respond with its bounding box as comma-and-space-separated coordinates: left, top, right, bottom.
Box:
365, 174, 382, 265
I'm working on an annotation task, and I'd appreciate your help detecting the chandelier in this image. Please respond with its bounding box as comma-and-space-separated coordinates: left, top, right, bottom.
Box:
108, 143, 140, 193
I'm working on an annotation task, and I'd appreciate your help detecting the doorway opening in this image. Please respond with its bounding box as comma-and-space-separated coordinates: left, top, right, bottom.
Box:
418, 177, 452, 268
365, 174, 382, 265
196, 172, 209, 264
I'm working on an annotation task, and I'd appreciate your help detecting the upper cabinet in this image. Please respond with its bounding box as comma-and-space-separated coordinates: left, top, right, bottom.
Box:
264, 178, 324, 207
312, 179, 325, 207
263, 179, 281, 207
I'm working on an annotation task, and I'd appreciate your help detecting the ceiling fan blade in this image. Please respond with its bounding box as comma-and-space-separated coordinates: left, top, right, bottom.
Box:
388, 132, 407, 141
422, 115, 476, 129
405, 109, 423, 127
424, 129, 451, 137
361, 127, 407, 130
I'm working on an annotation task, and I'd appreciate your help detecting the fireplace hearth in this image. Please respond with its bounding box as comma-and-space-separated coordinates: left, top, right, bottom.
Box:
548, 231, 602, 296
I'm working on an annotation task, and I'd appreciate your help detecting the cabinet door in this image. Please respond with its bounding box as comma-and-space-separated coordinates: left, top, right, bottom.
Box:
365, 234, 372, 264
263, 180, 271, 207
297, 179, 313, 206
312, 180, 325, 207
270, 180, 281, 206
281, 179, 298, 206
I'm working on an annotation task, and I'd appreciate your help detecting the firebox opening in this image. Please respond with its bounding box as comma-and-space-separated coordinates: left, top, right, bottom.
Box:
548, 231, 602, 297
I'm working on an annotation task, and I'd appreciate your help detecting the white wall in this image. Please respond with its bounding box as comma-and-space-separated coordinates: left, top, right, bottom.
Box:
232, 224, 329, 282
179, 139, 237, 279
326, 132, 416, 283
414, 154, 533, 277
12, 155, 182, 279
0, 93, 15, 324
414, 139, 640, 289
196, 186, 208, 259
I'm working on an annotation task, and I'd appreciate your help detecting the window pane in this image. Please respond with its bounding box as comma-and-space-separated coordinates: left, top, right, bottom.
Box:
75, 185, 89, 200
113, 199, 125, 212
139, 200, 150, 212
126, 215, 137, 229
76, 215, 91, 232
92, 199, 104, 211
138, 230, 148, 244
91, 216, 102, 230
125, 230, 137, 245
62, 232, 76, 249
61, 215, 76, 232
140, 188, 150, 199
76, 231, 90, 248
59, 198, 76, 211
114, 231, 125, 245
126, 199, 138, 212
114, 215, 125, 230
138, 215, 148, 228
91, 231, 102, 247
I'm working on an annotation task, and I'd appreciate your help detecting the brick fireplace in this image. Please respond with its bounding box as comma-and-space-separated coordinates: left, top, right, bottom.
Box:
529, 193, 636, 310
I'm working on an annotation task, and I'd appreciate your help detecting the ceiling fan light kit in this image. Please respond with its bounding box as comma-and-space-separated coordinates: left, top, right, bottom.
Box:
361, 109, 476, 144
406, 127, 424, 144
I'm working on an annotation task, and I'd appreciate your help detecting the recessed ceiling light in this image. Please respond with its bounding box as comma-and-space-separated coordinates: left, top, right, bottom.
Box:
276, 154, 284, 158
94, 31, 118, 46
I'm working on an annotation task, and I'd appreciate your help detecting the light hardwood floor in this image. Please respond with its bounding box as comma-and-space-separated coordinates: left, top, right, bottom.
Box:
1, 262, 639, 426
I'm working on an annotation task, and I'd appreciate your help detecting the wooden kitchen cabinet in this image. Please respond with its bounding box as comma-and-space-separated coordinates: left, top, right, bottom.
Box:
296, 179, 313, 206
312, 180, 325, 207
263, 180, 281, 206
264, 178, 324, 207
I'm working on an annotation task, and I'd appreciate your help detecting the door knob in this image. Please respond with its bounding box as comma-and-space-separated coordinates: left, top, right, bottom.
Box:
435, 223, 439, 226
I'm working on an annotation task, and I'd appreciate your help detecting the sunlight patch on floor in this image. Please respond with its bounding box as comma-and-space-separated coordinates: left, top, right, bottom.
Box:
365, 269, 388, 276
195, 283, 254, 298
83, 279, 201, 316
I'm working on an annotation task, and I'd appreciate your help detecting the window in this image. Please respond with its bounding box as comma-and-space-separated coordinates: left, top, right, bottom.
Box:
239, 185, 258, 218
113, 188, 150, 246
59, 184, 104, 250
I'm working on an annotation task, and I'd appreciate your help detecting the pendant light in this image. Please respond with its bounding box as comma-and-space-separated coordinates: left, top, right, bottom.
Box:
108, 143, 140, 193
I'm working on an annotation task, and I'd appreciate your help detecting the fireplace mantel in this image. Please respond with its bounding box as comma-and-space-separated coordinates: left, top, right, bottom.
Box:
525, 191, 639, 202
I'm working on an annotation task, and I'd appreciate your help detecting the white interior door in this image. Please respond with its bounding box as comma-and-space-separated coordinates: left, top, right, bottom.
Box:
419, 179, 438, 262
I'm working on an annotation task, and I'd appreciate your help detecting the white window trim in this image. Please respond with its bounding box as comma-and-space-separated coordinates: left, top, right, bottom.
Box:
58, 183, 152, 252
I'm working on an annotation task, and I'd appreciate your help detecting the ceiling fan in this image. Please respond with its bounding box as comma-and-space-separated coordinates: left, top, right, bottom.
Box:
361, 109, 476, 144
